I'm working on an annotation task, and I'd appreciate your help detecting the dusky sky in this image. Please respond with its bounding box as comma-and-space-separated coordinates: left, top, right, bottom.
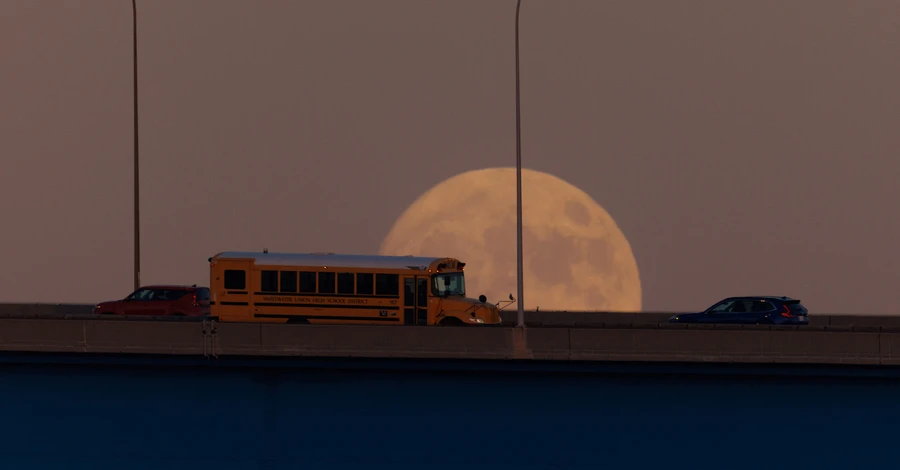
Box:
1, 0, 898, 313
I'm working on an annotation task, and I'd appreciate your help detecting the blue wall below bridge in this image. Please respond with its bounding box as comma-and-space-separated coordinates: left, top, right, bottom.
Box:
1, 354, 898, 470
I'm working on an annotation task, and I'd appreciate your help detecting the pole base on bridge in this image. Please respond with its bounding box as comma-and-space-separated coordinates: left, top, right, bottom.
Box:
511, 326, 533, 360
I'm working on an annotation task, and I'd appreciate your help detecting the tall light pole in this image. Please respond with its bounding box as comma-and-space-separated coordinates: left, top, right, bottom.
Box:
514, 0, 525, 328
132, 0, 141, 291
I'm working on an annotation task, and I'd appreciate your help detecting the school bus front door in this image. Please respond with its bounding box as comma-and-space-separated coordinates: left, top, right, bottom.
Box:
403, 275, 429, 325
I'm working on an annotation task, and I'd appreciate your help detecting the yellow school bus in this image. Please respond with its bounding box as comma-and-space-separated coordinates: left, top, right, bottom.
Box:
207, 251, 506, 325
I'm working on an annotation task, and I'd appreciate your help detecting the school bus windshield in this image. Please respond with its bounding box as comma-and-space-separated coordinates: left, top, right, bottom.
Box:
432, 272, 465, 297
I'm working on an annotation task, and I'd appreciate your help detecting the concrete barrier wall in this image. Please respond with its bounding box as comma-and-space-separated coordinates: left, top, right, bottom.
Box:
3, 302, 900, 328
0, 318, 207, 355
498, 310, 900, 328
501, 310, 900, 327
565, 328, 883, 364
0, 303, 95, 316
3, 316, 900, 366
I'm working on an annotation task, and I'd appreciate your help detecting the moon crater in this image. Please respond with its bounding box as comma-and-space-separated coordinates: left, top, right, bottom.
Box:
379, 167, 641, 312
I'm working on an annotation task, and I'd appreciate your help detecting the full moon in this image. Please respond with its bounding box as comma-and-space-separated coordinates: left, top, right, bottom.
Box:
379, 167, 642, 312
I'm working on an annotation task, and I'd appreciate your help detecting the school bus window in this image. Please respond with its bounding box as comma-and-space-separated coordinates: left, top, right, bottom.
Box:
357, 273, 374, 295
404, 278, 415, 305
280, 271, 297, 293
318, 272, 336, 294
224, 270, 246, 290
337, 273, 354, 294
261, 270, 278, 292
375, 273, 399, 296
299, 271, 316, 293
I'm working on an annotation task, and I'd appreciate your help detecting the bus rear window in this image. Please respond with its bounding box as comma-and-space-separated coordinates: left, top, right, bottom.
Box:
224, 270, 246, 290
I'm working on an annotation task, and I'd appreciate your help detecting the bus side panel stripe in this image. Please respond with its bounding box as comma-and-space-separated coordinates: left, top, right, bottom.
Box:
253, 303, 400, 310
255, 314, 400, 322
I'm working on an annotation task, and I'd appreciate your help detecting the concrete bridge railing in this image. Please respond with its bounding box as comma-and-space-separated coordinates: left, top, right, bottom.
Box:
3, 315, 900, 367
2, 303, 899, 328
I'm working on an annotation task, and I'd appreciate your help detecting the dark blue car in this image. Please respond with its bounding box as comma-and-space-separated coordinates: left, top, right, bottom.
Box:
668, 296, 809, 325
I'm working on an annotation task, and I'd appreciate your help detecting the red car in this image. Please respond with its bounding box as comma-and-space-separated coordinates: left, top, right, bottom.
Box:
93, 284, 211, 317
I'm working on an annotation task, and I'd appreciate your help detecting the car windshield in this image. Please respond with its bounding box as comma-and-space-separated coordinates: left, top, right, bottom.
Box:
707, 300, 736, 313
432, 272, 465, 297
127, 288, 153, 301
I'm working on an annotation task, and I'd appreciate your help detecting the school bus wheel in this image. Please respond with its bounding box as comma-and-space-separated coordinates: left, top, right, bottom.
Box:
438, 316, 464, 326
